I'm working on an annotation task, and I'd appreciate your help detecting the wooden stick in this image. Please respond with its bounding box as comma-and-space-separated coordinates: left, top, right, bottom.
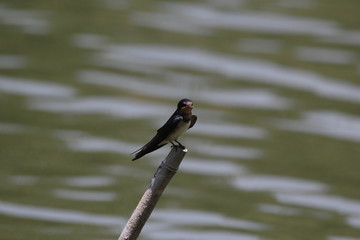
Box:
118, 146, 187, 240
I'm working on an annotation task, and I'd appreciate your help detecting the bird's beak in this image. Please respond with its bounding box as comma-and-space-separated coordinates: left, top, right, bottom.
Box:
181, 105, 193, 114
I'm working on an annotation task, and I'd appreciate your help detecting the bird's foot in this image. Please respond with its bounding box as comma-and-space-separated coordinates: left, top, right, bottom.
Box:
171, 141, 188, 152
175, 140, 186, 150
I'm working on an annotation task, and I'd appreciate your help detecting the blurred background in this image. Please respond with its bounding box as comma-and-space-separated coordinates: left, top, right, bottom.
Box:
1, 0, 360, 240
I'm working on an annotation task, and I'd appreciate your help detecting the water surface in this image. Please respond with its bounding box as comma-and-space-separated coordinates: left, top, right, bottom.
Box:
0, 1, 359, 240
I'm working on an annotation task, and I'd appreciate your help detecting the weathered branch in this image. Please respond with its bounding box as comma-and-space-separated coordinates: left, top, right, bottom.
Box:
118, 146, 187, 240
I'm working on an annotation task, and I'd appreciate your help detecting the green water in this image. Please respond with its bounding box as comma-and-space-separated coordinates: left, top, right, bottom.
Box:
1, 1, 360, 240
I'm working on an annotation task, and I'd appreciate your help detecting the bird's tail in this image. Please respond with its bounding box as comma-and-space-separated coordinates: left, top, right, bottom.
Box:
131, 143, 166, 161
131, 147, 146, 161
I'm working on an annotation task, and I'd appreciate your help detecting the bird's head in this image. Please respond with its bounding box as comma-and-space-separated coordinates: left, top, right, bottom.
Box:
177, 98, 194, 114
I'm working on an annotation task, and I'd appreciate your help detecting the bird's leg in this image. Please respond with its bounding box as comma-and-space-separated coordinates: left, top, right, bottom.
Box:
174, 140, 186, 150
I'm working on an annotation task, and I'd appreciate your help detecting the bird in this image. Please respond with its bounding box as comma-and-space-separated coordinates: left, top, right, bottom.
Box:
132, 98, 197, 161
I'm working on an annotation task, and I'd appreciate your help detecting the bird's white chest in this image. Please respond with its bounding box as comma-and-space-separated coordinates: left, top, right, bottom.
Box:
164, 120, 190, 143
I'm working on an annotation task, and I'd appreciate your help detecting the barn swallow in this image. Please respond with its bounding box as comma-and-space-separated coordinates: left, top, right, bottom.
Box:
132, 98, 197, 161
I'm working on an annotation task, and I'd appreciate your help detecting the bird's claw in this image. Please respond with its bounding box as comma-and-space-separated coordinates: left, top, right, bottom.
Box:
171, 141, 186, 150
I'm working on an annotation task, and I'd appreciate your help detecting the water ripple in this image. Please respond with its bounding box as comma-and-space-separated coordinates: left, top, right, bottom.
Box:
273, 111, 360, 142
97, 45, 360, 103
132, 2, 338, 37
152, 209, 269, 231
165, 158, 246, 176
0, 5, 50, 34
0, 201, 125, 226
78, 70, 290, 109
53, 189, 116, 202
275, 193, 360, 216
294, 46, 356, 65
188, 139, 263, 159
0, 123, 27, 134
30, 97, 171, 118
146, 230, 265, 240
190, 122, 267, 139
55, 130, 137, 154
0, 75, 75, 97
0, 55, 26, 69
232, 175, 328, 193
62, 176, 115, 187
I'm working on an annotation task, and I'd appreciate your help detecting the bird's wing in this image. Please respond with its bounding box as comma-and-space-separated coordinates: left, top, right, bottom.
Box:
131, 115, 183, 160
157, 114, 183, 137
157, 112, 183, 134
188, 115, 197, 129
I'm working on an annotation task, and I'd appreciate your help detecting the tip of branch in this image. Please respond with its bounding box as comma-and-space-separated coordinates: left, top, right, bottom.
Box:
174, 145, 187, 152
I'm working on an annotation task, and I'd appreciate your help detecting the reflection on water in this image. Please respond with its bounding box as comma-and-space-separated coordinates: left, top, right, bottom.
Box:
146, 230, 265, 240
189, 139, 263, 159
38, 226, 72, 235
294, 46, 356, 65
53, 189, 117, 202
1, 0, 360, 240
72, 34, 108, 50
62, 176, 115, 187
348, 217, 360, 229
149, 209, 269, 232
132, 2, 338, 36
275, 0, 317, 9
328, 237, 360, 240
0, 201, 126, 226
0, 76, 75, 97
133, 2, 360, 46
0, 200, 268, 239
100, 165, 150, 178
276, 193, 360, 229
232, 175, 328, 193
238, 38, 283, 54
162, 158, 246, 176
0, 55, 26, 69
0, 5, 50, 34
190, 122, 267, 139
7, 175, 39, 185
56, 130, 262, 160
30, 97, 171, 118
0, 123, 26, 134
273, 111, 360, 142
96, 45, 360, 103
56, 130, 138, 154
196, 89, 290, 109
78, 70, 195, 101
78, 70, 290, 109
275, 193, 360, 216
257, 204, 301, 216
146, 208, 270, 240
319, 30, 360, 46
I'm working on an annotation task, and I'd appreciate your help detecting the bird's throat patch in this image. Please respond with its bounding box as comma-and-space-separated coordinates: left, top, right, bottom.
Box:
180, 107, 192, 114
